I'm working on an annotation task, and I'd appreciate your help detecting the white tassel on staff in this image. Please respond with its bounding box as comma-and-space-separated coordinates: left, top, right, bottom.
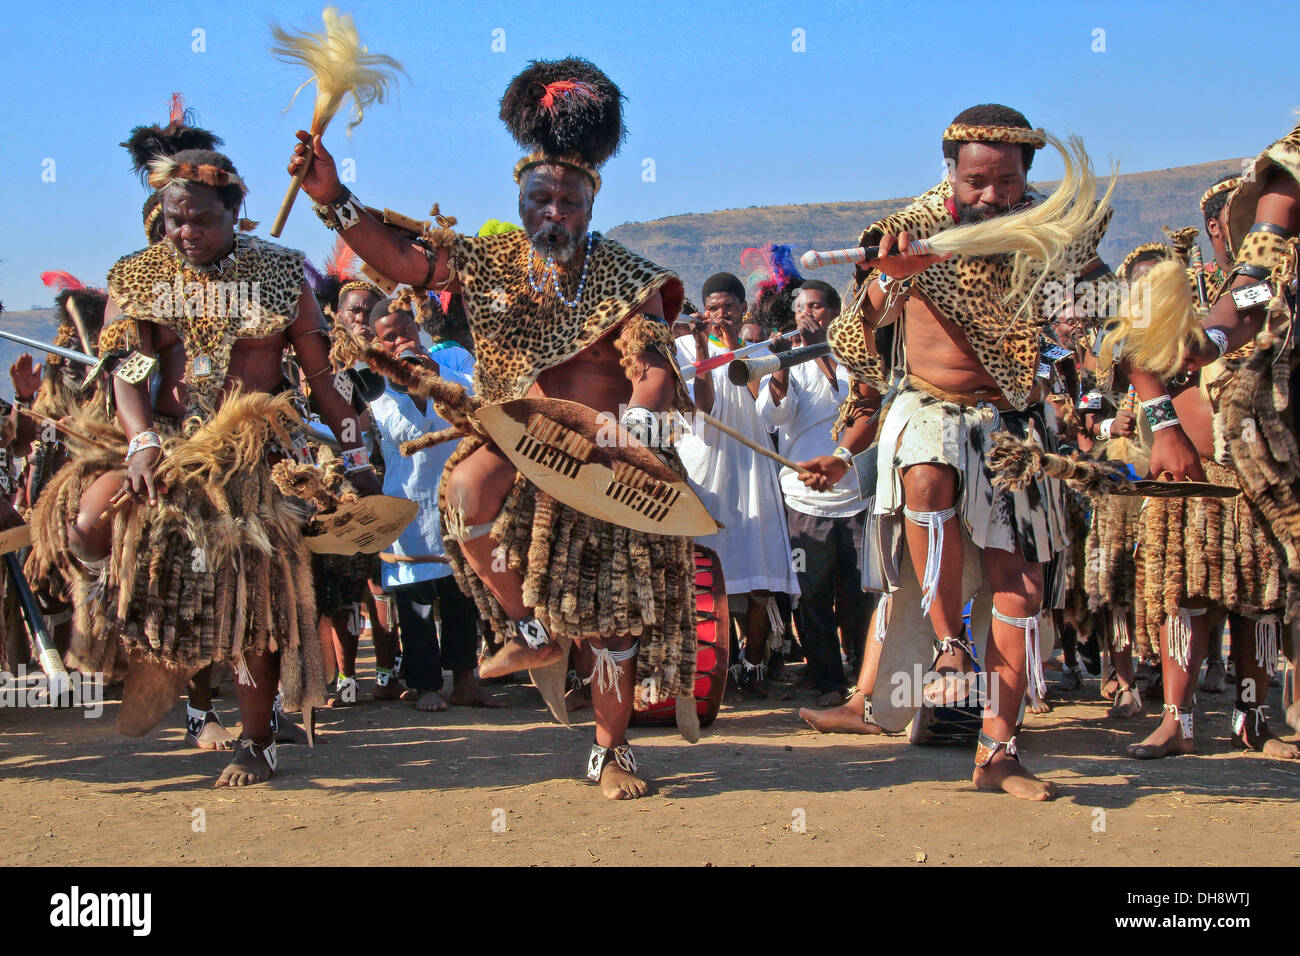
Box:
268, 7, 404, 236
802, 134, 1115, 321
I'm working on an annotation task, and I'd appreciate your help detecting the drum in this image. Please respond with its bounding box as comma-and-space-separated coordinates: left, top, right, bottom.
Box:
630, 546, 730, 728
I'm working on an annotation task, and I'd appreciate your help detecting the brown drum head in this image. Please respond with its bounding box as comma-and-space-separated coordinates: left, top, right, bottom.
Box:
305, 495, 419, 555
473, 398, 718, 537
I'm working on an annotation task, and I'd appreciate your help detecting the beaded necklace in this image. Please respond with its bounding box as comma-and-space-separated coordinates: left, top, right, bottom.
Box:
526, 232, 596, 309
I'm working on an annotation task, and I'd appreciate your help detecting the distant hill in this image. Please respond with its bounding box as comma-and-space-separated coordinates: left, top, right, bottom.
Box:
607, 158, 1245, 306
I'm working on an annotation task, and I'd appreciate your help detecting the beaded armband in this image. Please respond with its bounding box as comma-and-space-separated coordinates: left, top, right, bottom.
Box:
1141, 394, 1179, 432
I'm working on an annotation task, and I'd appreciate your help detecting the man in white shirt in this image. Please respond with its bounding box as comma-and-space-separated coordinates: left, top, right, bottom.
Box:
675, 273, 800, 698
367, 298, 491, 711
757, 281, 873, 706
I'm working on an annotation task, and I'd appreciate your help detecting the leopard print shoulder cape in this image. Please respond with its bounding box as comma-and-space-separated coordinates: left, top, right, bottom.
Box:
1226, 120, 1300, 252
106, 235, 306, 414
827, 179, 1111, 411
442, 229, 686, 406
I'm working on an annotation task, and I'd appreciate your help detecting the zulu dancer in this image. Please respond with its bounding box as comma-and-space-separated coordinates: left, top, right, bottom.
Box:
1108, 146, 1300, 756
1076, 246, 1165, 720
799, 105, 1111, 799
113, 99, 249, 750
291, 59, 698, 799
31, 147, 380, 787
304, 245, 399, 705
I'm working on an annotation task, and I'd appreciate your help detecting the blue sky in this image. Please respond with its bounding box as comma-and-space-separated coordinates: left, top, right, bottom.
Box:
2, 0, 1297, 310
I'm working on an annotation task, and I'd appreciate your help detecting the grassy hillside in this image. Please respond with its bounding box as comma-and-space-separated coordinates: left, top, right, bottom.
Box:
608, 158, 1245, 305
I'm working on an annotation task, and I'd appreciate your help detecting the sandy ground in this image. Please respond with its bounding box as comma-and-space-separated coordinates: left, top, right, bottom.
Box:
2, 652, 1298, 867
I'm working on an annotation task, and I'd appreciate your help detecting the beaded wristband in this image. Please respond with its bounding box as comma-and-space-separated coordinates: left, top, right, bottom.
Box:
876, 272, 912, 294
831, 446, 854, 466
126, 430, 163, 460
312, 187, 364, 232
1141, 395, 1180, 432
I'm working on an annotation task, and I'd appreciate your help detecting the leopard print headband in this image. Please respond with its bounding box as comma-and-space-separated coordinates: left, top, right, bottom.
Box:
942, 123, 1047, 149
339, 279, 384, 298
1199, 176, 1240, 213
513, 151, 602, 194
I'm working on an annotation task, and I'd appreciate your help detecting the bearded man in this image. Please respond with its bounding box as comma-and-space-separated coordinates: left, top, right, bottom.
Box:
291, 58, 698, 799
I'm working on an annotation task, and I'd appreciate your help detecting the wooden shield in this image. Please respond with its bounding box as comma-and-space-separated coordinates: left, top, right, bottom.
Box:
305, 495, 419, 555
472, 398, 719, 537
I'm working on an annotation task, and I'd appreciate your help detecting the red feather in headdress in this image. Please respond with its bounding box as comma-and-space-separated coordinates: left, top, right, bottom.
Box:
324, 237, 360, 281
40, 271, 86, 293
169, 92, 186, 126
538, 80, 598, 111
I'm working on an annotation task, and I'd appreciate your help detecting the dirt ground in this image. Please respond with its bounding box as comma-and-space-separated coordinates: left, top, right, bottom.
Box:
2, 651, 1298, 867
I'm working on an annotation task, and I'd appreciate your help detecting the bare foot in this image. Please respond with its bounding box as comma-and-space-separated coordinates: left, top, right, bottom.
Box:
1107, 686, 1142, 719
1025, 695, 1052, 715
973, 754, 1057, 801
1052, 666, 1083, 694
1127, 711, 1193, 759
1201, 659, 1227, 694
600, 761, 651, 800
186, 713, 235, 751
373, 680, 416, 701
274, 712, 310, 745
478, 637, 562, 680
1288, 701, 1300, 735
324, 675, 358, 708
922, 645, 976, 706
416, 690, 448, 712
812, 689, 845, 708
1232, 709, 1300, 759
214, 737, 276, 787
447, 672, 505, 708
799, 692, 882, 735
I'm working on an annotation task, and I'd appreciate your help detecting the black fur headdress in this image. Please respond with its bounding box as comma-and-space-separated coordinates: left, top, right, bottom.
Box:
121, 93, 223, 187
501, 58, 625, 192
